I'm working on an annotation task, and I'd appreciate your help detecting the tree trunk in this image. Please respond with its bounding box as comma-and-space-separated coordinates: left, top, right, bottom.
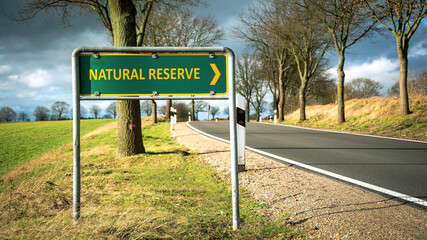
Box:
116, 100, 145, 157
151, 100, 157, 124
191, 100, 195, 121
165, 100, 171, 121
337, 52, 346, 123
269, 70, 279, 116
299, 77, 308, 122
109, 0, 145, 157
396, 39, 410, 115
278, 63, 286, 121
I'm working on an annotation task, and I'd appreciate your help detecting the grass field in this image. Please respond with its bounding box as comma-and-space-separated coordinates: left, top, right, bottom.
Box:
0, 119, 302, 239
0, 119, 116, 175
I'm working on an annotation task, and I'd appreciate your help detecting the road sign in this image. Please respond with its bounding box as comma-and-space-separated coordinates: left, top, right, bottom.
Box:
79, 53, 228, 96
73, 47, 240, 230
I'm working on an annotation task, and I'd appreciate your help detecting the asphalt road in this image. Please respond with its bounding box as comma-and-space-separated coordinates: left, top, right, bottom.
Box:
188, 121, 427, 202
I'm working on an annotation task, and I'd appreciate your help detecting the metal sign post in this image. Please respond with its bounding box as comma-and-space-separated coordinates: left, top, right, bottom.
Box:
71, 48, 81, 222
72, 47, 239, 230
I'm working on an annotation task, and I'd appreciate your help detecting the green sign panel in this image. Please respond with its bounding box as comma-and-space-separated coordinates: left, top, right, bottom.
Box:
79, 53, 228, 96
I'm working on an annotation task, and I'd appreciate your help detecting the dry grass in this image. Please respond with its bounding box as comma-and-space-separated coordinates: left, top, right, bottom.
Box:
81, 121, 117, 139
0, 120, 300, 239
284, 95, 427, 141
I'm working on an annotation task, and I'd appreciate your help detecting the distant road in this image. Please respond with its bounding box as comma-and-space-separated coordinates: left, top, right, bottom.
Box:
188, 122, 427, 206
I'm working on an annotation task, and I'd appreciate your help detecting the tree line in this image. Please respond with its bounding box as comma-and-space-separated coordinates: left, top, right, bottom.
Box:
0, 100, 231, 122
233, 0, 426, 123
0, 101, 118, 122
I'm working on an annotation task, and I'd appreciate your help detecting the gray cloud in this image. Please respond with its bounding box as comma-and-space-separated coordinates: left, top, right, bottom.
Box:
0, 0, 110, 119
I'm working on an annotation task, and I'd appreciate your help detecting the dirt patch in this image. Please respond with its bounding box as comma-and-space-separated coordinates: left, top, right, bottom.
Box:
82, 121, 117, 140
172, 122, 427, 239
82, 145, 115, 157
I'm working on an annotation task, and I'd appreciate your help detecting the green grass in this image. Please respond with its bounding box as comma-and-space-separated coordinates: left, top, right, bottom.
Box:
0, 119, 115, 175
0, 121, 302, 239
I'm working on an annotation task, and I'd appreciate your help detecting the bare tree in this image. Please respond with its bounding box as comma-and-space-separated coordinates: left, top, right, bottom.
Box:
51, 101, 70, 120
307, 73, 336, 105
194, 101, 208, 120
16, 0, 149, 155
18, 112, 29, 121
236, 52, 257, 122
80, 105, 87, 119
287, 4, 331, 122
409, 71, 427, 95
90, 105, 102, 119
258, 100, 270, 118
303, 0, 378, 123
223, 106, 229, 119
158, 105, 166, 115
365, 0, 427, 114
0, 107, 16, 122
210, 106, 220, 119
234, 0, 295, 121
235, 51, 271, 121
250, 75, 269, 121
106, 102, 117, 119
387, 81, 400, 96
34, 106, 50, 121
141, 100, 152, 116
144, 7, 224, 47
345, 78, 383, 100
15, 0, 200, 157
258, 51, 279, 114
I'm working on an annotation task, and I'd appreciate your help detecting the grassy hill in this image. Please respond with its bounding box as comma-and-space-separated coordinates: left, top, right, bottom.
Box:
283, 95, 427, 141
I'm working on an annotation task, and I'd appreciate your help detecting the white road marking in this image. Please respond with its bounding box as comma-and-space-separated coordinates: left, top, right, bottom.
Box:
259, 122, 427, 144
186, 122, 427, 208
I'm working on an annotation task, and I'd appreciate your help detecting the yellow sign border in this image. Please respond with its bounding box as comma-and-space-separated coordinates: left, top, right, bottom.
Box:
79, 53, 229, 97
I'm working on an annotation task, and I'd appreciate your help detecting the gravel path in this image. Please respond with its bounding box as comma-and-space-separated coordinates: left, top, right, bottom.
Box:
172, 122, 427, 239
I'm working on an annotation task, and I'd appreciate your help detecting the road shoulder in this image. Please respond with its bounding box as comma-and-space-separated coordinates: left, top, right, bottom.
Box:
172, 122, 427, 239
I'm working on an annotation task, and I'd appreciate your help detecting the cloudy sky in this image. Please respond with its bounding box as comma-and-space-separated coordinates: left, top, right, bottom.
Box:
0, 0, 426, 120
